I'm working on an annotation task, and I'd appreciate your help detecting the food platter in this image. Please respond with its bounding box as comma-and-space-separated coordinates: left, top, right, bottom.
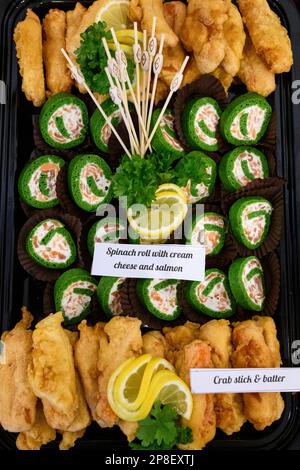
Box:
0, 0, 300, 451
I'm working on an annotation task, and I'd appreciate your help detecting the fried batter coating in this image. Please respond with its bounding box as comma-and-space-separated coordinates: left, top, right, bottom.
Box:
13, 9, 45, 106
199, 320, 246, 436
74, 321, 106, 425
129, 0, 179, 48
66, 3, 87, 93
59, 429, 86, 450
237, 0, 293, 73
163, 1, 187, 36
212, 66, 233, 94
16, 401, 56, 450
238, 33, 276, 97
0, 307, 37, 432
182, 57, 201, 87
180, 0, 229, 74
221, 3, 245, 77
142, 330, 168, 358
231, 317, 284, 431
28, 312, 78, 429
158, 1, 187, 88
96, 317, 143, 428
42, 9, 73, 95
174, 340, 216, 450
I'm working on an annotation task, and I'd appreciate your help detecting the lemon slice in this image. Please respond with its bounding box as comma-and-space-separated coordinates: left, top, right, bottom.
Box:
116, 29, 143, 45
96, 0, 131, 31
107, 42, 133, 55
114, 356, 174, 410
156, 375, 193, 419
108, 370, 193, 421
107, 357, 137, 410
155, 184, 188, 203
127, 191, 188, 240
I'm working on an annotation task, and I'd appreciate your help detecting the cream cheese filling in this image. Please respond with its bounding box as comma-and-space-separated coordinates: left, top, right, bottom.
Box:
230, 105, 266, 141
80, 163, 111, 205
148, 279, 178, 316
197, 271, 231, 312
62, 280, 96, 319
47, 104, 84, 143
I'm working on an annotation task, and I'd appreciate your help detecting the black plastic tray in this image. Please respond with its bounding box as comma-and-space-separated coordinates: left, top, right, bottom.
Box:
1, 0, 300, 450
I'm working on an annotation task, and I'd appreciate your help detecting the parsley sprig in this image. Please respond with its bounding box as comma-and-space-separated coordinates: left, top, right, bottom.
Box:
146, 152, 181, 184
112, 155, 159, 207
129, 402, 192, 451
175, 154, 212, 196
75, 22, 134, 95
112, 152, 183, 208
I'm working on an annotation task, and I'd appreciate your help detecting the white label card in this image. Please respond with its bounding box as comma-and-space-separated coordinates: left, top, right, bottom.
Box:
190, 368, 300, 394
91, 243, 205, 281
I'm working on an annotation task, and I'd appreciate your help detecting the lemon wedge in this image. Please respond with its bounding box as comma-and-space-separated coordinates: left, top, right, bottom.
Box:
114, 356, 174, 410
127, 190, 188, 240
96, 0, 131, 31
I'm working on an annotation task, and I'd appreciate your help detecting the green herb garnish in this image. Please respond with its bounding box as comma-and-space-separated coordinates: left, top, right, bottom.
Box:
175, 154, 212, 195
112, 155, 159, 207
146, 152, 182, 184
75, 22, 134, 95
129, 401, 192, 451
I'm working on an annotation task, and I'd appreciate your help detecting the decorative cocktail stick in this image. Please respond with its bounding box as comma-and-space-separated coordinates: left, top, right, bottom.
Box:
141, 30, 149, 154
105, 66, 140, 154
144, 17, 157, 134
146, 34, 165, 139
109, 29, 149, 148
102, 36, 139, 153
110, 29, 141, 153
143, 56, 190, 154
60, 48, 132, 158
133, 22, 142, 142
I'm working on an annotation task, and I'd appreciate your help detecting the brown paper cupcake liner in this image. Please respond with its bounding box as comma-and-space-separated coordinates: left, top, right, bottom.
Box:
43, 282, 105, 327
221, 177, 285, 258
174, 76, 229, 152
258, 109, 276, 151
205, 234, 238, 268
260, 251, 280, 316
119, 278, 185, 330
56, 162, 92, 222
77, 215, 100, 272
43, 282, 56, 315
17, 208, 84, 283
